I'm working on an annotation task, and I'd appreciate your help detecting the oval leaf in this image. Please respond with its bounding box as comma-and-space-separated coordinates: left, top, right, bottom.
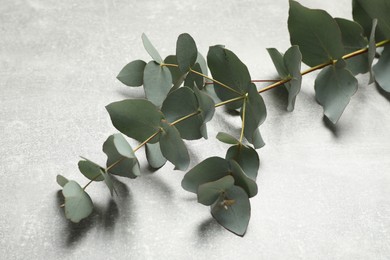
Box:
216, 132, 239, 145
207, 45, 250, 109
241, 84, 267, 149
142, 33, 163, 63
117, 60, 146, 87
176, 33, 198, 73
211, 185, 250, 237
197, 175, 235, 206
368, 19, 378, 84
103, 134, 140, 178
106, 99, 164, 143
62, 181, 94, 223
159, 121, 190, 171
314, 60, 358, 124
145, 142, 167, 169
182, 157, 230, 193
78, 159, 104, 181
373, 45, 390, 92
229, 160, 258, 198
225, 144, 259, 180
56, 174, 69, 188
143, 61, 173, 107
288, 0, 344, 67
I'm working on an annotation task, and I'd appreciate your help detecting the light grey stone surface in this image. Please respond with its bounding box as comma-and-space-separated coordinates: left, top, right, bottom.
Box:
1, 0, 390, 259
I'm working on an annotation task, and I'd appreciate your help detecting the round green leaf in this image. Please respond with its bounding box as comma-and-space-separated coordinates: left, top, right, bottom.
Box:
211, 185, 250, 237
143, 61, 173, 107
353, 0, 390, 40
314, 60, 358, 124
56, 174, 69, 188
229, 160, 258, 198
164, 55, 186, 88
225, 144, 259, 180
142, 33, 163, 63
267, 48, 289, 78
106, 99, 164, 143
197, 175, 234, 206
335, 18, 369, 75
181, 157, 230, 193
103, 133, 140, 178
159, 121, 190, 171
117, 60, 146, 87
176, 33, 198, 73
374, 45, 390, 92
288, 0, 344, 67
241, 84, 267, 149
184, 63, 203, 89
62, 181, 94, 223
216, 132, 239, 145
145, 142, 167, 169
101, 171, 115, 196
368, 19, 378, 84
78, 159, 104, 181
207, 45, 250, 109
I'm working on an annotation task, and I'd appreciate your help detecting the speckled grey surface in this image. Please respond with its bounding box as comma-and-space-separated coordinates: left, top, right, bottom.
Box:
1, 0, 390, 259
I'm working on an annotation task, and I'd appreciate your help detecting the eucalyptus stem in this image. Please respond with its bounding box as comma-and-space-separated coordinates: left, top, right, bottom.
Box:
161, 63, 242, 96
83, 172, 103, 190
171, 110, 201, 125
214, 39, 390, 107
133, 129, 162, 153
239, 96, 247, 143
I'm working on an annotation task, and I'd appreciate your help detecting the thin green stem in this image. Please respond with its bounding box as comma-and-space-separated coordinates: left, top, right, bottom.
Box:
215, 39, 390, 107
83, 172, 103, 190
239, 96, 247, 143
133, 129, 162, 153
171, 110, 201, 126
161, 63, 242, 96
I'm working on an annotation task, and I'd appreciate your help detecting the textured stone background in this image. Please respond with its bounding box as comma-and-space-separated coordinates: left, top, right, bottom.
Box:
1, 0, 390, 259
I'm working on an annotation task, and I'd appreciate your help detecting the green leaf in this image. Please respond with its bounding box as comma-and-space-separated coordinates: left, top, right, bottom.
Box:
145, 142, 167, 169
353, 0, 390, 40
368, 19, 378, 84
117, 60, 146, 87
228, 160, 258, 198
56, 175, 69, 187
106, 99, 164, 143
184, 63, 204, 89
216, 132, 239, 145
288, 0, 344, 67
193, 86, 215, 123
207, 45, 250, 109
159, 121, 190, 171
103, 134, 140, 178
181, 157, 230, 193
314, 60, 358, 124
352, 0, 385, 41
241, 84, 267, 149
225, 144, 259, 180
164, 55, 185, 89
176, 33, 198, 73
267, 46, 302, 111
143, 61, 173, 107
62, 181, 93, 223
211, 185, 250, 237
197, 175, 234, 206
142, 33, 163, 63
78, 159, 104, 181
374, 45, 390, 92
335, 18, 369, 75
161, 87, 203, 140
196, 52, 208, 77
101, 171, 115, 196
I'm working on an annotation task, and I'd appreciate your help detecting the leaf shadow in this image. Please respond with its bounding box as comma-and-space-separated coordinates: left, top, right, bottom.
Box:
196, 217, 225, 243
375, 83, 390, 102
267, 84, 289, 111
322, 116, 339, 137
56, 177, 134, 248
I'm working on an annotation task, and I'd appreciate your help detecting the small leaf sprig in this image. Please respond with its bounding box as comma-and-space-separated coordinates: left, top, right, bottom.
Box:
57, 0, 390, 236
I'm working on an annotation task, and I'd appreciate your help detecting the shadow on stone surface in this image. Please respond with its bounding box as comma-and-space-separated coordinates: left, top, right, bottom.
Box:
376, 83, 390, 102
196, 217, 224, 242
55, 177, 134, 247
322, 116, 339, 137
